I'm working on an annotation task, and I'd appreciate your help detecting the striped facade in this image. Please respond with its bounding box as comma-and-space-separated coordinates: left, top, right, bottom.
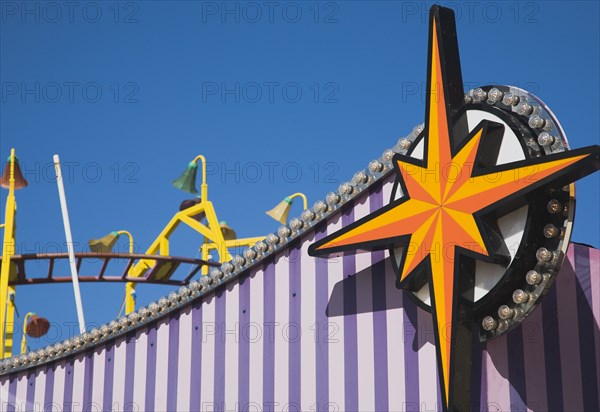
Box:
1, 174, 599, 412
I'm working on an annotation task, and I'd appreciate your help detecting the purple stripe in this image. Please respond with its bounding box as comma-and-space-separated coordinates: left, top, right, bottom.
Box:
166, 313, 181, 411
371, 250, 389, 410
471, 342, 483, 411
44, 363, 55, 411
403, 292, 420, 409
314, 226, 329, 410
370, 183, 389, 411
479, 349, 487, 412
103, 344, 115, 411
123, 331, 137, 412
6, 376, 16, 412
263, 258, 276, 411
342, 208, 359, 411
521, 307, 547, 411
145, 325, 158, 411
238, 275, 250, 410
214, 288, 226, 408
82, 353, 94, 411
574, 245, 599, 411
63, 360, 74, 412
289, 240, 302, 410
556, 250, 584, 410
541, 285, 563, 411
26, 371, 35, 412
507, 327, 527, 410
189, 301, 203, 411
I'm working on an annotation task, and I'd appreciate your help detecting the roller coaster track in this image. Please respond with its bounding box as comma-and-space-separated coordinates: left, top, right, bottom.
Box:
0, 252, 219, 287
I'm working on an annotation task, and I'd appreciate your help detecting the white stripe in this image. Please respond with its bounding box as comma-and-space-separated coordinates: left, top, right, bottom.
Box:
90, 348, 105, 408
72, 355, 86, 412
382, 177, 394, 203
248, 267, 264, 408
353, 194, 375, 411
385, 257, 406, 410
485, 339, 510, 410
356, 252, 375, 412
327, 213, 345, 411
112, 338, 127, 411
154, 318, 170, 411
225, 281, 240, 408
177, 306, 193, 411
417, 308, 439, 410
132, 328, 148, 411
33, 367, 46, 411
0, 377, 8, 410
353, 191, 371, 222
14, 372, 28, 410
200, 293, 216, 405
51, 361, 66, 408
0, 377, 7, 410
274, 251, 290, 410
300, 233, 317, 411
354, 194, 374, 276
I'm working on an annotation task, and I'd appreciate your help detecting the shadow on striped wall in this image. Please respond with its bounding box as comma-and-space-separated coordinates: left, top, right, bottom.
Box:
323, 242, 599, 412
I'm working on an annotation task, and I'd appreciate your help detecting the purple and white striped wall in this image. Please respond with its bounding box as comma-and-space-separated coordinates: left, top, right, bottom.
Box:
1, 176, 599, 411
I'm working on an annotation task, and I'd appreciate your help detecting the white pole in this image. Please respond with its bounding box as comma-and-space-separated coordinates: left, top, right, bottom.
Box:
53, 154, 86, 334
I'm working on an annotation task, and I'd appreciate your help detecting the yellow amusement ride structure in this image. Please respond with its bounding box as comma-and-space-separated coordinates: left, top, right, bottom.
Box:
0, 150, 307, 359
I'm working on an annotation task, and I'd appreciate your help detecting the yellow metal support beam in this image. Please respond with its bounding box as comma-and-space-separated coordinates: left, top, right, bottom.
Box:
3, 287, 15, 358
0, 149, 17, 359
20, 312, 35, 354
124, 155, 235, 314
289, 192, 308, 210
112, 230, 137, 318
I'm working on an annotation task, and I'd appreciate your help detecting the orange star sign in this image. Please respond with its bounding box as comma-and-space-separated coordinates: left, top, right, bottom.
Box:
309, 6, 599, 412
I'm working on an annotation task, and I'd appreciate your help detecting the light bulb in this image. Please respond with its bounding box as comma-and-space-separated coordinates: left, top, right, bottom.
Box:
353, 171, 368, 185
517, 101, 533, 115
536, 247, 552, 262
289, 218, 303, 231
513, 289, 530, 304
537, 132, 555, 146
525, 270, 542, 285
313, 201, 328, 213
339, 183, 353, 195
543, 224, 559, 238
502, 92, 520, 106
266, 233, 280, 245
528, 115, 546, 129
397, 138, 411, 150
244, 248, 258, 260
547, 199, 560, 214
473, 88, 487, 102
498, 305, 514, 320
383, 149, 394, 161
487, 88, 503, 103
369, 160, 384, 173
326, 192, 340, 205
482, 316, 497, 331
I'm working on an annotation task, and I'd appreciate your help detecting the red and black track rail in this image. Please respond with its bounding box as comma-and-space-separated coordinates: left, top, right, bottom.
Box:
0, 252, 220, 286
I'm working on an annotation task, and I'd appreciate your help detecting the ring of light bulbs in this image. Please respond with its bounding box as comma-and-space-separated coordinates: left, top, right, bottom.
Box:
466, 86, 574, 340
0, 85, 575, 374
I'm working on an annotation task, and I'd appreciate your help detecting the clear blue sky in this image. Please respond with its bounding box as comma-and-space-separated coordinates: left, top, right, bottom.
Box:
1, 1, 599, 351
